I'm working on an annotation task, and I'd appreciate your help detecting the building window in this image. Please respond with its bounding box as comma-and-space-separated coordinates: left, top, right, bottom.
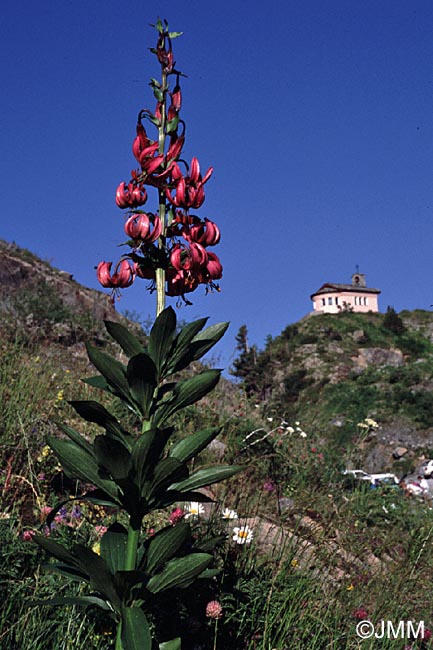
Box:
364, 297, 368, 305
328, 297, 333, 305
335, 297, 339, 305
354, 296, 358, 305
322, 298, 326, 306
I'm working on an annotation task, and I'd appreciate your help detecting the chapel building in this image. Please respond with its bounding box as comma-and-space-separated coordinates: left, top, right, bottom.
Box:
310, 272, 380, 314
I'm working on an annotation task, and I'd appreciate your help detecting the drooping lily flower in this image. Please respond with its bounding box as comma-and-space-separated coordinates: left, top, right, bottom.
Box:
133, 258, 156, 280
166, 157, 213, 210
96, 260, 135, 289
166, 268, 199, 298
124, 213, 162, 243
183, 218, 220, 247
115, 181, 147, 209
204, 252, 223, 280
170, 242, 208, 272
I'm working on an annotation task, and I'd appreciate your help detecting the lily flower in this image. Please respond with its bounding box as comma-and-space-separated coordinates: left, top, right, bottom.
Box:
183, 218, 220, 247
115, 181, 147, 209
97, 260, 135, 289
166, 157, 213, 210
170, 242, 208, 272
124, 213, 162, 243
204, 252, 223, 280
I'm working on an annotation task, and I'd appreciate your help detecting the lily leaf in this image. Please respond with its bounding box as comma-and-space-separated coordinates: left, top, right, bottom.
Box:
100, 524, 128, 575
68, 401, 132, 449
93, 436, 131, 480
147, 457, 188, 501
71, 544, 120, 609
104, 320, 145, 357
169, 427, 221, 464
30, 595, 113, 611
169, 465, 244, 493
46, 436, 120, 501
143, 522, 191, 574
154, 370, 221, 426
127, 353, 157, 417
121, 607, 152, 650
85, 344, 134, 407
159, 640, 181, 650
165, 317, 208, 374
147, 306, 177, 378
147, 553, 213, 593
56, 422, 93, 455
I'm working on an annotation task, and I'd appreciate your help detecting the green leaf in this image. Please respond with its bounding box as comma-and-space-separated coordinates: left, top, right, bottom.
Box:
154, 370, 221, 426
93, 436, 131, 479
104, 320, 145, 357
169, 465, 244, 493
71, 544, 120, 609
168, 31, 183, 39
147, 553, 213, 593
41, 563, 89, 583
69, 401, 132, 448
166, 317, 208, 374
100, 524, 128, 574
121, 607, 152, 650
194, 535, 227, 553
30, 595, 112, 611
148, 306, 177, 377
144, 522, 191, 574
148, 458, 188, 501
166, 116, 179, 133
82, 374, 111, 392
33, 536, 78, 566
131, 428, 164, 493
189, 322, 229, 361
47, 436, 120, 500
153, 87, 163, 102
85, 344, 133, 405
169, 427, 221, 464
127, 354, 157, 417
159, 639, 181, 650
56, 422, 94, 455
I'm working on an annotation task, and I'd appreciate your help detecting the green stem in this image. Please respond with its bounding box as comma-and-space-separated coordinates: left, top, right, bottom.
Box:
156, 68, 168, 318
115, 620, 123, 650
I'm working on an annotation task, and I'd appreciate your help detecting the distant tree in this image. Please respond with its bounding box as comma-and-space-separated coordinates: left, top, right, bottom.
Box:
383, 306, 405, 335
230, 325, 260, 395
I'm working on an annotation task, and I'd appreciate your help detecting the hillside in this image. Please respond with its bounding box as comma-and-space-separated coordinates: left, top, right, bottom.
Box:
232, 308, 433, 474
3, 241, 433, 648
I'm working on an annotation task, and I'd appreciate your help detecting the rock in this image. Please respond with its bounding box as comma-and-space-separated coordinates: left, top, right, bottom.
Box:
393, 446, 408, 459
208, 438, 226, 460
354, 347, 404, 369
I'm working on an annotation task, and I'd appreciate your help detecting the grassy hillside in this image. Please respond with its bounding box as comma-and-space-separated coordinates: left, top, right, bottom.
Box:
2, 243, 433, 649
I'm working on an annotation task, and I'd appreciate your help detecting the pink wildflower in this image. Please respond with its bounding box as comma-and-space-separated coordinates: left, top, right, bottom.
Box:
352, 607, 369, 620
94, 525, 108, 537
22, 530, 35, 541
169, 507, 184, 525
206, 600, 223, 619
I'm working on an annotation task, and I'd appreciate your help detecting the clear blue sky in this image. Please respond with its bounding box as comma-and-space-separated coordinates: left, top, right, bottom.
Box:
1, 1, 432, 370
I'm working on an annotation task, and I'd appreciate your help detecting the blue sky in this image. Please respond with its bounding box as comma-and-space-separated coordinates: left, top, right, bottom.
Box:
1, 1, 432, 370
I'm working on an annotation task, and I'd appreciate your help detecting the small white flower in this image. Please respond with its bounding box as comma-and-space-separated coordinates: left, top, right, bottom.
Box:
221, 508, 238, 520
299, 431, 307, 438
267, 417, 273, 422
286, 426, 295, 434
232, 525, 254, 545
184, 502, 205, 519
254, 404, 260, 409
295, 421, 300, 426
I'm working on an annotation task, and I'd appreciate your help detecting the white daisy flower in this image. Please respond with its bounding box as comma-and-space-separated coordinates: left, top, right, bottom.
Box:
232, 525, 254, 545
184, 502, 205, 519
299, 431, 307, 438
221, 507, 238, 520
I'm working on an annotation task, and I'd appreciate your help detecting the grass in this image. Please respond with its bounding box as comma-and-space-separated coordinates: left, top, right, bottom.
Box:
2, 311, 433, 649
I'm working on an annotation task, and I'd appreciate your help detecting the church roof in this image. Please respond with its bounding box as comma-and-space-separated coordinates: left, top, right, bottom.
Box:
310, 282, 381, 300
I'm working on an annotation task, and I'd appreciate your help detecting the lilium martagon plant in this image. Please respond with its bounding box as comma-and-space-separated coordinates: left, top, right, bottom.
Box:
32, 18, 243, 650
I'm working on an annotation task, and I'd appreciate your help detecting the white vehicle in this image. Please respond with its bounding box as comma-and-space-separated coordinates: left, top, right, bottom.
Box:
421, 460, 433, 478
342, 470, 399, 487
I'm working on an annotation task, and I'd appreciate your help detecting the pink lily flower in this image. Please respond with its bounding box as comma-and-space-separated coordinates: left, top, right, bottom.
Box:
97, 260, 135, 289
183, 218, 220, 247
115, 181, 147, 209
166, 157, 213, 210
170, 242, 208, 273
124, 213, 162, 243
